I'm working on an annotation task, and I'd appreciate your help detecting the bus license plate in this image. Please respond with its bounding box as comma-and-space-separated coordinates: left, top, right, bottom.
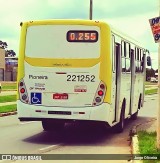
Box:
53, 93, 68, 100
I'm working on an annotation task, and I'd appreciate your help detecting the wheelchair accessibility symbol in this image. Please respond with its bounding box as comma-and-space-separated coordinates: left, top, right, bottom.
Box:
31, 93, 42, 104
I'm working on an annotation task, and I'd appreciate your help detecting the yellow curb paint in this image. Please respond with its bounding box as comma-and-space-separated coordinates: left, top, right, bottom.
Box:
132, 135, 143, 163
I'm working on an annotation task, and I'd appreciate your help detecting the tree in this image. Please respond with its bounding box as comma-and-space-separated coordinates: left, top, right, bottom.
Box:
0, 40, 16, 56
0, 40, 3, 48
9, 50, 16, 57
3, 42, 8, 49
0, 41, 8, 49
5, 50, 16, 57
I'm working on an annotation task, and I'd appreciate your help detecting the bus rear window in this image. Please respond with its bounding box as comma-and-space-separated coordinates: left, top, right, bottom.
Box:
25, 25, 100, 59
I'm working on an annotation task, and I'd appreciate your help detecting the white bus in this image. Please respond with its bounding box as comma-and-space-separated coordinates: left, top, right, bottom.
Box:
17, 19, 151, 132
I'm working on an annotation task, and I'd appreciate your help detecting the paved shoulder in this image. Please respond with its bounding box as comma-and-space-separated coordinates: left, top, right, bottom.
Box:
0, 91, 16, 96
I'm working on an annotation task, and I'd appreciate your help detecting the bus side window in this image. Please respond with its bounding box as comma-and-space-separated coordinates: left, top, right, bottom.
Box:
141, 50, 146, 72
126, 42, 130, 58
121, 41, 126, 73
141, 55, 144, 72
115, 43, 121, 74
112, 35, 115, 72
126, 43, 131, 73
139, 49, 143, 73
122, 58, 126, 73
131, 49, 135, 69
135, 47, 140, 73
136, 48, 143, 73
137, 48, 139, 73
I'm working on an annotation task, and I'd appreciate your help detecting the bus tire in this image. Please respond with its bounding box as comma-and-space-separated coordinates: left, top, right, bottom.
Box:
42, 120, 64, 132
114, 103, 125, 133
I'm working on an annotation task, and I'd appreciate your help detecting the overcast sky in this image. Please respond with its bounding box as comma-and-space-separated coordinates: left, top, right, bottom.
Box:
0, 0, 159, 69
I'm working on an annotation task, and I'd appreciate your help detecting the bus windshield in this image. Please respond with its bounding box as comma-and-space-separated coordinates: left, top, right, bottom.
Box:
25, 25, 100, 59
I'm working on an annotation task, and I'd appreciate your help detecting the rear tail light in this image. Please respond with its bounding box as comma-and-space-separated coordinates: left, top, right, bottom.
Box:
92, 81, 106, 106
22, 94, 27, 100
19, 79, 29, 104
98, 90, 104, 96
95, 97, 101, 103
100, 84, 105, 89
20, 88, 25, 93
20, 82, 24, 87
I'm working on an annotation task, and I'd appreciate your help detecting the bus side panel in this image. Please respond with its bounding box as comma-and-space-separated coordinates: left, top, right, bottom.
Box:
132, 73, 144, 113
17, 22, 27, 99
100, 23, 112, 104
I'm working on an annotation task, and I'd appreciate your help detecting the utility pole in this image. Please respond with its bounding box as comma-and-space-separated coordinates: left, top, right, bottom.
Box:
89, 0, 93, 20
157, 0, 160, 149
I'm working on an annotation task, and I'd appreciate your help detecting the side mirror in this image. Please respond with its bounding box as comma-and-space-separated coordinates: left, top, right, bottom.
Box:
147, 56, 151, 66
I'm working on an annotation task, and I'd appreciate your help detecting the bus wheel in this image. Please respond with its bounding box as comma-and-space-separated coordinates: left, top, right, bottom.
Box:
114, 104, 125, 133
42, 120, 64, 132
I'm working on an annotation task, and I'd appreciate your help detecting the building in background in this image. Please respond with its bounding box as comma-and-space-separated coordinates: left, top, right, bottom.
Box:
0, 48, 5, 81
5, 57, 18, 81
0, 48, 18, 81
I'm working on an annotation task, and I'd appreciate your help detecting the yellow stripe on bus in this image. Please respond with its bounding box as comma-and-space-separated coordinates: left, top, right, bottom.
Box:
25, 57, 100, 68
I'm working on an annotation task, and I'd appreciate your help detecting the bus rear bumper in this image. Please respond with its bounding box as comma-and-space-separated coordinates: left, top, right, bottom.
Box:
17, 100, 112, 126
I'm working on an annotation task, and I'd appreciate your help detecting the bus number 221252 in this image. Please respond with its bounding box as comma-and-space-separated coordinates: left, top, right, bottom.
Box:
67, 75, 95, 82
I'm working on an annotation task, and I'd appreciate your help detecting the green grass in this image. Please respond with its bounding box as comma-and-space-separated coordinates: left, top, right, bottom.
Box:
145, 88, 158, 95
145, 81, 158, 85
0, 104, 17, 113
145, 85, 156, 88
2, 85, 17, 90
138, 131, 160, 163
1, 82, 17, 90
0, 95, 16, 103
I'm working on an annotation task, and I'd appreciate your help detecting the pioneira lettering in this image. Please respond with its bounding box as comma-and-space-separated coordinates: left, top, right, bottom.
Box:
29, 75, 48, 79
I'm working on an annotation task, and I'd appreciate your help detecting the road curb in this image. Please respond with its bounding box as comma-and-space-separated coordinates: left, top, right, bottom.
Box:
130, 118, 157, 163
146, 93, 158, 95
131, 135, 142, 163
1, 89, 17, 91
0, 111, 17, 117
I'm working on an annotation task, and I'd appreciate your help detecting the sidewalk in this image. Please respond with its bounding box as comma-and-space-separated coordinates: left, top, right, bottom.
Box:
131, 118, 157, 163
0, 90, 16, 96
0, 101, 16, 106
133, 118, 156, 133
145, 86, 158, 90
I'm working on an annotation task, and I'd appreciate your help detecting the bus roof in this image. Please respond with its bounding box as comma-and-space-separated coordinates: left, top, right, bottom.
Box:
110, 25, 144, 48
21, 19, 105, 27
21, 19, 144, 49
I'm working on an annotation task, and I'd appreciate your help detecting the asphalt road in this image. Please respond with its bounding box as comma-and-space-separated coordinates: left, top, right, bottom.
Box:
0, 94, 157, 162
